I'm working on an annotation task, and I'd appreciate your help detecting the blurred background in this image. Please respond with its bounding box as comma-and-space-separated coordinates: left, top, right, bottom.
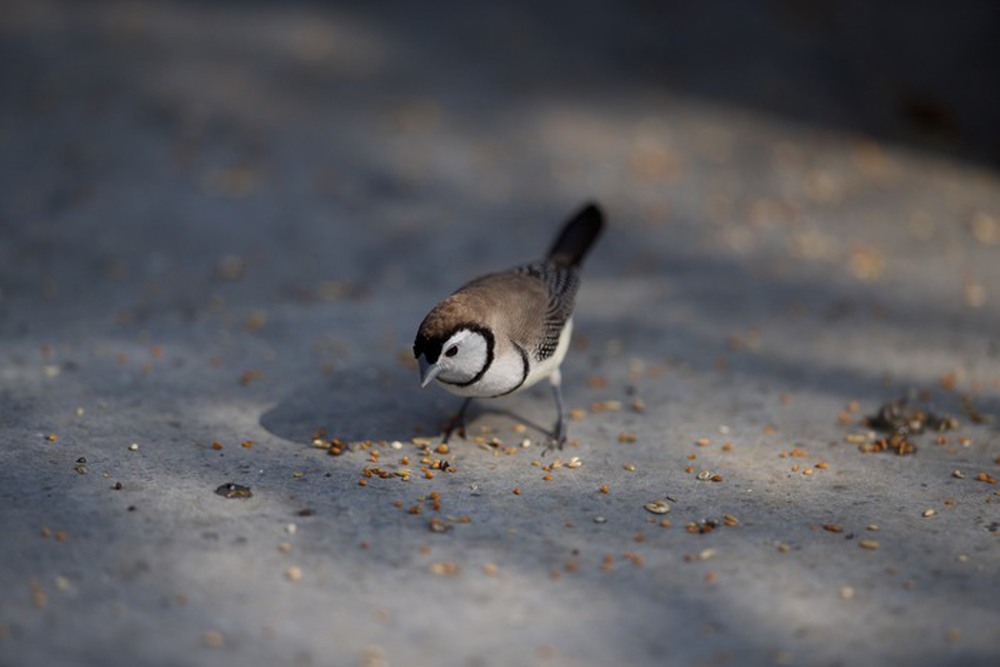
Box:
2, 4, 999, 666
3, 0, 998, 313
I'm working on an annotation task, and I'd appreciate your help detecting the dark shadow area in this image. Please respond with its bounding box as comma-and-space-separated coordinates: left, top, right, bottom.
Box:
166, 0, 1000, 167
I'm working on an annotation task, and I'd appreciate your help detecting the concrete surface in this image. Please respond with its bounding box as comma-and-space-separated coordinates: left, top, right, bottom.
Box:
1, 1, 999, 666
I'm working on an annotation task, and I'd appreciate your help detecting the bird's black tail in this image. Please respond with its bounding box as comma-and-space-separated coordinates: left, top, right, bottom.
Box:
546, 202, 605, 268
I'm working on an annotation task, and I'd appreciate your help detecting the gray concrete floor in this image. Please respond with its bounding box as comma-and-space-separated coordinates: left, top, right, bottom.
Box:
1, 2, 999, 666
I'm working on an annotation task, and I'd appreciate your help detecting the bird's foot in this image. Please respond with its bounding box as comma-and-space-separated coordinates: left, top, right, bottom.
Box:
441, 398, 473, 444
441, 419, 465, 444
542, 422, 567, 455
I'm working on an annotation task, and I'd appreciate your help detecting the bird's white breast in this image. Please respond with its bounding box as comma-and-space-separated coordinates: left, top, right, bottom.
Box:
436, 318, 573, 398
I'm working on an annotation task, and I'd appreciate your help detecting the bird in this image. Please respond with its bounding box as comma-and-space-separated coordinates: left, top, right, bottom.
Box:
413, 202, 604, 449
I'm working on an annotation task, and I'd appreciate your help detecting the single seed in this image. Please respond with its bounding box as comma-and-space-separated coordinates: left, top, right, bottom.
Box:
203, 631, 224, 649
128, 443, 139, 451
644, 500, 671, 515
285, 566, 303, 582
840, 586, 855, 600
921, 508, 936, 518
566, 456, 582, 469
696, 471, 713, 481
859, 539, 880, 550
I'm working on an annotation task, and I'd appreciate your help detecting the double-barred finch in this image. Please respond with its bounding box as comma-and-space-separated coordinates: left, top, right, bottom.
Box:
413, 202, 604, 448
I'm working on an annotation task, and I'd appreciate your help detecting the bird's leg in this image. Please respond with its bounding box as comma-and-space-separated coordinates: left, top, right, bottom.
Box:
548, 370, 567, 451
442, 397, 473, 443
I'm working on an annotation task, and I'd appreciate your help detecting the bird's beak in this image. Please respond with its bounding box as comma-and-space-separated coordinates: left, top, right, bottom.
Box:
418, 355, 442, 388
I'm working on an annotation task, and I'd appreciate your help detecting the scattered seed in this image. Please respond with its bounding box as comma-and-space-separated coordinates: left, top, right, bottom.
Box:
427, 517, 450, 533
840, 586, 855, 600
696, 471, 713, 481
624, 464, 636, 472
203, 630, 225, 649
30, 582, 47, 609
723, 514, 739, 526
482, 563, 499, 576
952, 470, 965, 479
429, 561, 460, 576
976, 472, 997, 484
278, 542, 292, 555
214, 482, 252, 499
593, 516, 607, 524
512, 487, 521, 495
644, 500, 671, 515
599, 484, 610, 494
823, 524, 844, 533
921, 508, 936, 518
566, 456, 582, 469
128, 443, 139, 451
859, 539, 880, 550
285, 566, 303, 582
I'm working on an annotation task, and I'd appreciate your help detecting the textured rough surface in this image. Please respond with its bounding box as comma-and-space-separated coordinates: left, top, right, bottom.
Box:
1, 2, 999, 666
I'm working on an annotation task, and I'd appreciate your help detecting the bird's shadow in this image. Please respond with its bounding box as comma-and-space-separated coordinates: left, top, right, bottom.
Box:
259, 365, 557, 447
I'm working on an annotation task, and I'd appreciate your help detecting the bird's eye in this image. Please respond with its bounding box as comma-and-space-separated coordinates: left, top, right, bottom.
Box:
445, 345, 459, 357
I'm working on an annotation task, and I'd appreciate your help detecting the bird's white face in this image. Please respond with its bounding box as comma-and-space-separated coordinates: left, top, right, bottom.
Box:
419, 328, 491, 388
